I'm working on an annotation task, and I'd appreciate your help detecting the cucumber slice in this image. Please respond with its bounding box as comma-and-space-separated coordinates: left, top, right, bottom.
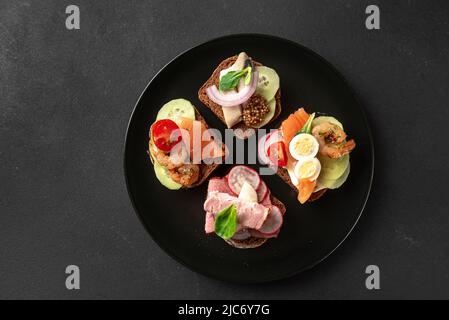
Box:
255, 66, 280, 101
318, 154, 349, 180
153, 160, 182, 190
253, 98, 276, 128
156, 99, 195, 121
318, 163, 350, 189
312, 116, 344, 130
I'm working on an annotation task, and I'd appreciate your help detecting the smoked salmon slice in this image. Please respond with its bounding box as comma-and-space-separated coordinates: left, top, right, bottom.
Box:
280, 108, 310, 145
297, 179, 316, 204
294, 108, 309, 124
178, 117, 224, 160
281, 115, 300, 145
280, 108, 313, 204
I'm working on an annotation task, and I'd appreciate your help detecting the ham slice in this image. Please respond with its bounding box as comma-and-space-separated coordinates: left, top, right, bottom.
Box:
204, 192, 269, 230
207, 178, 232, 195
204, 176, 283, 239
204, 212, 215, 233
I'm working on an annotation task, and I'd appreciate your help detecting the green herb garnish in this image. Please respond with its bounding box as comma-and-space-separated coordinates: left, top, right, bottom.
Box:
244, 66, 252, 85
214, 204, 238, 239
219, 67, 252, 91
297, 112, 316, 135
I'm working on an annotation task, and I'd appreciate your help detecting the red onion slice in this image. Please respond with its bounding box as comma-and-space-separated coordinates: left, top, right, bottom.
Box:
258, 133, 270, 165
257, 130, 284, 167
205, 71, 259, 107
263, 130, 283, 157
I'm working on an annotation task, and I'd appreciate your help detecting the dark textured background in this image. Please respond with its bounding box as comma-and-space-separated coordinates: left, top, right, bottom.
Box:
1, 0, 448, 299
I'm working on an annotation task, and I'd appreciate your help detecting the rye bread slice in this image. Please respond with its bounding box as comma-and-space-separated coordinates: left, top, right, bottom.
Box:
224, 195, 286, 249
198, 55, 282, 138
276, 167, 328, 202
148, 107, 222, 189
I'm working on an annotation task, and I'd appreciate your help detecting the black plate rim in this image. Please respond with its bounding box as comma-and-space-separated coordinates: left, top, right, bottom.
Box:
123, 33, 375, 283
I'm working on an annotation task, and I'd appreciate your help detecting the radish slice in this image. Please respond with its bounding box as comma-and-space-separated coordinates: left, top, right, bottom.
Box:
232, 229, 251, 240
256, 180, 268, 203
249, 229, 279, 239
205, 71, 259, 107
257, 206, 283, 236
260, 190, 271, 206
227, 165, 261, 195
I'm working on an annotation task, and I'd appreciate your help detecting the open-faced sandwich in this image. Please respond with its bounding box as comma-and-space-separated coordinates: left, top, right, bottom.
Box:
148, 99, 225, 189
198, 52, 282, 138
259, 108, 356, 203
203, 165, 286, 249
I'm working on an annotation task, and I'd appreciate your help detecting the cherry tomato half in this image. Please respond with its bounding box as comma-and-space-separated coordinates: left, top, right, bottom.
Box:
151, 119, 182, 152
267, 141, 287, 167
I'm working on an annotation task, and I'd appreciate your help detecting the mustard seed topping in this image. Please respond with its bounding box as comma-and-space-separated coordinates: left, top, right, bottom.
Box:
242, 95, 270, 127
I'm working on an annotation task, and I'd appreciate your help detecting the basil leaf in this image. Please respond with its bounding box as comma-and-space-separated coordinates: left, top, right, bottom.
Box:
298, 113, 316, 135
219, 67, 251, 91
219, 70, 243, 91
214, 204, 238, 239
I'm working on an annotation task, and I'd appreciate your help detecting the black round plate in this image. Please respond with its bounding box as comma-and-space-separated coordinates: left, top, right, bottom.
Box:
124, 34, 374, 283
